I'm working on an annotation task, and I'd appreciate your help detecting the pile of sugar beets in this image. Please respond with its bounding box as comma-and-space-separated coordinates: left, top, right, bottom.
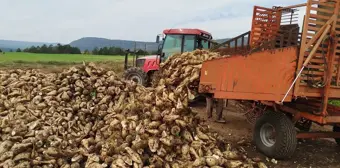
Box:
0, 50, 267, 168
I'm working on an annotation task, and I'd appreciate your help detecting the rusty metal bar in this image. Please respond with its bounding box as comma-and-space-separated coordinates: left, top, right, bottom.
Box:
278, 0, 334, 11
281, 24, 332, 103
211, 31, 251, 51
278, 3, 307, 10
280, 35, 284, 47
281, 20, 299, 23
325, 116, 340, 123
290, 11, 294, 24
337, 54, 340, 86
292, 112, 302, 124
305, 14, 336, 51
294, 0, 317, 95
304, 25, 331, 65
297, 132, 340, 139
321, 0, 340, 116
287, 29, 293, 46
282, 16, 299, 19
235, 39, 238, 51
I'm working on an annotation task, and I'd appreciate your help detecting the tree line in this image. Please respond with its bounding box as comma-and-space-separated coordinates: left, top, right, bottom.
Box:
88, 47, 150, 56
22, 44, 81, 54
9, 44, 155, 56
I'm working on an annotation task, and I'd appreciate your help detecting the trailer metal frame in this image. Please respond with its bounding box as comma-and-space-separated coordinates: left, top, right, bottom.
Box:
199, 0, 340, 159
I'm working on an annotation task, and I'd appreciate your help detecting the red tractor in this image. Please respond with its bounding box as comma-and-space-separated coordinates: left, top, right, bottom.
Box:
123, 28, 214, 86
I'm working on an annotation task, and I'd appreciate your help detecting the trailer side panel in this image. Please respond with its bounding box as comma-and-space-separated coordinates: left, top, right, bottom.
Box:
199, 47, 298, 101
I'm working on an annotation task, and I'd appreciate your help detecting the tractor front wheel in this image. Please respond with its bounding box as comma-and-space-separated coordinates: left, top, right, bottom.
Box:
123, 67, 148, 86
253, 111, 297, 159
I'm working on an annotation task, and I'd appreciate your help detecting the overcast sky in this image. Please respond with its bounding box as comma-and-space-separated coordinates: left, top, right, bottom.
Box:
0, 0, 306, 44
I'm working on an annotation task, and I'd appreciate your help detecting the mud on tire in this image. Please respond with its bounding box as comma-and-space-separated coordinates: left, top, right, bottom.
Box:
123, 67, 148, 86
253, 111, 297, 159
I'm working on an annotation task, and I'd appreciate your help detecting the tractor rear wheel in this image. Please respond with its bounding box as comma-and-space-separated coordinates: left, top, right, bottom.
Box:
253, 111, 297, 159
123, 67, 148, 86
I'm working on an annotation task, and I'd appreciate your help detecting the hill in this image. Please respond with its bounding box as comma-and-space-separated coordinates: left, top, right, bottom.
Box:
0, 48, 14, 52
0, 37, 245, 53
69, 37, 235, 52
0, 39, 57, 51
69, 37, 159, 52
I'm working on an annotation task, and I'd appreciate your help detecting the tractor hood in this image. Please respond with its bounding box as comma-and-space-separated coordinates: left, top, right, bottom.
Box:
137, 55, 158, 60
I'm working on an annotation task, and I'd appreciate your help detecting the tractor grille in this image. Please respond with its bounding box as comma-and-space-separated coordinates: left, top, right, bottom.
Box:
136, 59, 145, 67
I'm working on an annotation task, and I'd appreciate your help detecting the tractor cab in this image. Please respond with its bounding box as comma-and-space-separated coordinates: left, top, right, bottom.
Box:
156, 28, 213, 61
124, 28, 213, 86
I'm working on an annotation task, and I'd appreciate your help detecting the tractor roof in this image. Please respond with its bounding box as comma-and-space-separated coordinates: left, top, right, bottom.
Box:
163, 28, 211, 36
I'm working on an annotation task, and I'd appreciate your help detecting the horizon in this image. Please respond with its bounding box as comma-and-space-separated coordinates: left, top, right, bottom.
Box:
1, 0, 305, 44
0, 35, 231, 44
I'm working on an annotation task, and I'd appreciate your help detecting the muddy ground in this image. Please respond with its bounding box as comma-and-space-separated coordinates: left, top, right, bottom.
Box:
191, 100, 340, 168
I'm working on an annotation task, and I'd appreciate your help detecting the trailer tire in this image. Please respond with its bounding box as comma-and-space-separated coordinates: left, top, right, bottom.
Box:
123, 67, 148, 86
254, 111, 297, 159
332, 125, 340, 145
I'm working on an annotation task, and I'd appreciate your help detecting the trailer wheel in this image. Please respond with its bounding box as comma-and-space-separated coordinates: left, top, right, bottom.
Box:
124, 67, 148, 86
332, 125, 340, 145
254, 111, 297, 159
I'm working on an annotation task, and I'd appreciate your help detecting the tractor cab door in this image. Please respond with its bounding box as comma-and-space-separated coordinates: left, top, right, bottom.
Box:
196, 37, 210, 49
161, 34, 183, 60
183, 35, 196, 52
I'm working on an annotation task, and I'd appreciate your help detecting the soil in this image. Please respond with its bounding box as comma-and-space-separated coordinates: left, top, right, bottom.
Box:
190, 100, 340, 168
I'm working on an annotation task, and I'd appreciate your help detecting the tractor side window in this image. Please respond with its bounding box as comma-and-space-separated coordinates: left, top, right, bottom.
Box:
201, 39, 209, 49
162, 34, 183, 59
197, 37, 210, 49
183, 35, 195, 52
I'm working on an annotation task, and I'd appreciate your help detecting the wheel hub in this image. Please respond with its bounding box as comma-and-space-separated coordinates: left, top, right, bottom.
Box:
129, 75, 142, 84
260, 123, 276, 147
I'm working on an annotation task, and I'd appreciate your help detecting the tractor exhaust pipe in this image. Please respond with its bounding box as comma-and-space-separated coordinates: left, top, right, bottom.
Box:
124, 49, 129, 70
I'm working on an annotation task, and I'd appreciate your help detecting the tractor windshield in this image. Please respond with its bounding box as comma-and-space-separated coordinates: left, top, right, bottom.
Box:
162, 34, 182, 59
161, 34, 211, 60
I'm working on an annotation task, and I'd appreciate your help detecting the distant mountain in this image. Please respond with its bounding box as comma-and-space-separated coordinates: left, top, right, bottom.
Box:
70, 37, 234, 52
0, 48, 14, 52
0, 39, 57, 51
69, 37, 160, 52
0, 37, 243, 53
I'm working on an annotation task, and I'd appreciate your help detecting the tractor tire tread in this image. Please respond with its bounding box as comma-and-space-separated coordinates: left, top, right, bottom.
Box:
254, 111, 297, 159
123, 67, 148, 86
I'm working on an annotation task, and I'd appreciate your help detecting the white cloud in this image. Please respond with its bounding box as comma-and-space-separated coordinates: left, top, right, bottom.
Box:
0, 0, 306, 43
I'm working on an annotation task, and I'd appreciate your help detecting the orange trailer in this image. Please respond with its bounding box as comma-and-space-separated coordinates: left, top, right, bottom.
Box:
200, 0, 340, 159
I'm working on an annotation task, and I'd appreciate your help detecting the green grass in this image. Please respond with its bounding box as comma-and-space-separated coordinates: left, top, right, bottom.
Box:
0, 52, 126, 64
329, 100, 340, 106
0, 52, 137, 74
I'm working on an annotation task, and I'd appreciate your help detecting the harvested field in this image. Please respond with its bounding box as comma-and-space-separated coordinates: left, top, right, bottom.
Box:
0, 50, 263, 168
